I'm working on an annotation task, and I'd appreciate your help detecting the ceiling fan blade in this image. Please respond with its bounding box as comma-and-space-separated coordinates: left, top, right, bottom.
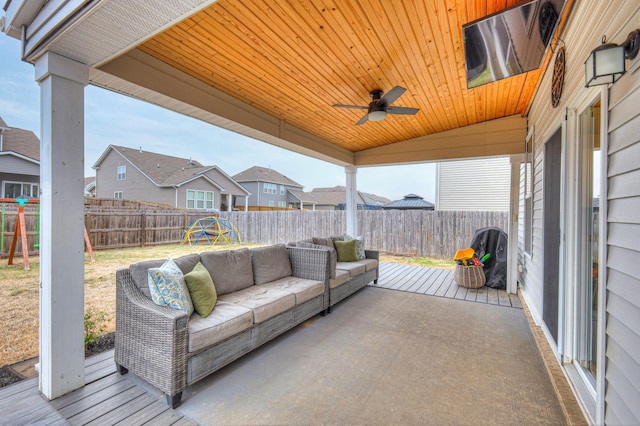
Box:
379, 86, 406, 106
356, 113, 369, 126
387, 106, 419, 115
333, 104, 368, 110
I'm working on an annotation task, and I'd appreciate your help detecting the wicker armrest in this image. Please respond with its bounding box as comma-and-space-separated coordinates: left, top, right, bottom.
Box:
365, 249, 379, 260
287, 246, 330, 282
115, 268, 189, 398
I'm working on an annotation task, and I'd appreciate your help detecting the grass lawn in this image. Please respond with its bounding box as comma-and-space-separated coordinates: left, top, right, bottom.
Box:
0, 244, 454, 367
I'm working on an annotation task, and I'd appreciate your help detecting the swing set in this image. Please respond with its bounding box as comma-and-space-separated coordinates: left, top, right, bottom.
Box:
0, 198, 94, 270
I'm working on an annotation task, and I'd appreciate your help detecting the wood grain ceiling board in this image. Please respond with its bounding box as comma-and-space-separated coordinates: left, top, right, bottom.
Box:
137, 0, 557, 153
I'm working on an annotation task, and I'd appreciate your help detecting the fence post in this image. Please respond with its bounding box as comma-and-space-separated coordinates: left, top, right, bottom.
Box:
141, 212, 146, 247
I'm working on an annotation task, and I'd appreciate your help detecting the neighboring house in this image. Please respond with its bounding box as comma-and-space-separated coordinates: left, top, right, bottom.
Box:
435, 157, 510, 211
84, 177, 96, 197
383, 194, 435, 210
233, 166, 303, 209
92, 145, 249, 211
0, 116, 40, 199
288, 186, 391, 210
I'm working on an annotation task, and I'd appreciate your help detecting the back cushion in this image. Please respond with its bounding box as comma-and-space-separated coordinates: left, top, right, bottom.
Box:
312, 236, 334, 248
251, 244, 292, 285
129, 253, 201, 298
200, 248, 254, 295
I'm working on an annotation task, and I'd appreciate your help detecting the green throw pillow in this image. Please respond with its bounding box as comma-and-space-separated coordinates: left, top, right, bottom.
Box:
334, 239, 359, 262
184, 262, 217, 318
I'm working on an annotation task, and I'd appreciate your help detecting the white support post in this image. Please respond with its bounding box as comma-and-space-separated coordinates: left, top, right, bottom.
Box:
508, 155, 523, 294
345, 166, 357, 236
35, 52, 88, 400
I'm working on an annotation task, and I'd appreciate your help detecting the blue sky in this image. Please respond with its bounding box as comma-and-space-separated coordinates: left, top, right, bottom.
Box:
0, 35, 436, 202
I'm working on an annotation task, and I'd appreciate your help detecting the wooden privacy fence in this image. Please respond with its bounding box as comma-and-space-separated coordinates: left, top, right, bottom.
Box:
219, 210, 508, 259
1, 205, 507, 259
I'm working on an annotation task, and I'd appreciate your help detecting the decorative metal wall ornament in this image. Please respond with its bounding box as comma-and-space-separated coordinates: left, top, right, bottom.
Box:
551, 46, 566, 108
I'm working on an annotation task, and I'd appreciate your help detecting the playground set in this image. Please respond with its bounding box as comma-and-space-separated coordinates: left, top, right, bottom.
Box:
0, 197, 94, 269
181, 216, 241, 246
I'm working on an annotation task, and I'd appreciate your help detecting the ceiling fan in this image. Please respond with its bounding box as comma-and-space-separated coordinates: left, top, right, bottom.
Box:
332, 86, 419, 125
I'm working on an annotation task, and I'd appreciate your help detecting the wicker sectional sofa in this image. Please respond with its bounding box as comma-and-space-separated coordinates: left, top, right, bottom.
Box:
288, 236, 379, 312
115, 244, 330, 408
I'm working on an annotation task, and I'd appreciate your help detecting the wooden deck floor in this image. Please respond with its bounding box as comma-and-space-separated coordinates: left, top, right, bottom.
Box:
372, 262, 522, 309
0, 350, 195, 426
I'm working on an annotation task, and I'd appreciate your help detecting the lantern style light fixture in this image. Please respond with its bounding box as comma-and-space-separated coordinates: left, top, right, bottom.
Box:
585, 29, 640, 87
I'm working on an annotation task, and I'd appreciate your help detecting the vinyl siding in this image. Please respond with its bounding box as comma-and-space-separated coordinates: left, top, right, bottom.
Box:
524, 0, 640, 423
605, 31, 640, 424
0, 155, 40, 176
436, 157, 510, 211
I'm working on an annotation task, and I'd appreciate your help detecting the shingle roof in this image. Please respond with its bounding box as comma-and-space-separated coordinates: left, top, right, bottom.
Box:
291, 186, 391, 207
0, 116, 40, 161
106, 145, 206, 186
233, 166, 303, 188
383, 194, 435, 210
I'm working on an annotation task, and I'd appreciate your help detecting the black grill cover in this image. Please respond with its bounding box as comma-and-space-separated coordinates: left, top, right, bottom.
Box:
469, 227, 508, 289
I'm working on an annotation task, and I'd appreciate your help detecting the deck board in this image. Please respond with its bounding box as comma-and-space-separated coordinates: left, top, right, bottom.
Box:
372, 263, 521, 309
0, 350, 194, 426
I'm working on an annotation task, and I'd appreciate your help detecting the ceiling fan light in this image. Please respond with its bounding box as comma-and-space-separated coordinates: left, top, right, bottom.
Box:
368, 110, 387, 121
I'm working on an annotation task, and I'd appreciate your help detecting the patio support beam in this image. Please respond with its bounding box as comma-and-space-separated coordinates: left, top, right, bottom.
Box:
35, 52, 88, 400
345, 165, 357, 236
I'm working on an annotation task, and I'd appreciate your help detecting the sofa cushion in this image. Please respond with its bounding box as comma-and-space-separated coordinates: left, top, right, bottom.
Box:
219, 286, 296, 324
336, 261, 366, 277
200, 248, 254, 296
188, 301, 253, 352
334, 239, 359, 262
312, 236, 334, 248
297, 242, 337, 279
251, 244, 292, 285
260, 276, 324, 304
343, 233, 365, 260
130, 253, 201, 298
184, 262, 217, 318
147, 258, 194, 315
356, 258, 378, 272
330, 269, 350, 289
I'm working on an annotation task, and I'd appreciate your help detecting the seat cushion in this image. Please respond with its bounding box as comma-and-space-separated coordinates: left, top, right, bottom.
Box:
251, 244, 292, 285
260, 277, 324, 304
200, 248, 254, 296
188, 301, 253, 353
329, 269, 350, 289
336, 261, 366, 277
355, 258, 378, 272
219, 286, 296, 324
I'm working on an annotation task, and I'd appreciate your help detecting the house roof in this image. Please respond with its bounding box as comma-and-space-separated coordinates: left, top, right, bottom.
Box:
232, 166, 303, 188
0, 116, 40, 162
290, 186, 391, 207
93, 145, 248, 194
384, 194, 435, 210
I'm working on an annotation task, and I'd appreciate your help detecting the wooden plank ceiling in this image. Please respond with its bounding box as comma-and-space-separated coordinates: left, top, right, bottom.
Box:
137, 0, 560, 153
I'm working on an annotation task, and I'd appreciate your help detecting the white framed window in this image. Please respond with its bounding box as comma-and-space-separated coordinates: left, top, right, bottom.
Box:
2, 181, 39, 199
186, 189, 214, 210
114, 191, 123, 199
268, 200, 274, 207
278, 201, 287, 208
117, 165, 126, 181
264, 183, 277, 194
280, 185, 285, 195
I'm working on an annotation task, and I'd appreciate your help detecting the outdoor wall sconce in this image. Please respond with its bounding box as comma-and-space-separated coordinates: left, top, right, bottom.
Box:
585, 29, 640, 87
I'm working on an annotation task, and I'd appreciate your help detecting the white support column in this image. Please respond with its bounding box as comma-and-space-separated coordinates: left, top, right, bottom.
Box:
345, 165, 357, 236
507, 155, 523, 294
35, 52, 88, 400
245, 196, 249, 212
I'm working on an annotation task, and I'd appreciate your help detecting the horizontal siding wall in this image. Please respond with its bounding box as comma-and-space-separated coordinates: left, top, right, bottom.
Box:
606, 16, 640, 423
437, 157, 511, 211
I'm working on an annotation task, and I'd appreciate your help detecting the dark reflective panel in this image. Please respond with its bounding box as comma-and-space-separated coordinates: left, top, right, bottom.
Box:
463, 0, 567, 88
